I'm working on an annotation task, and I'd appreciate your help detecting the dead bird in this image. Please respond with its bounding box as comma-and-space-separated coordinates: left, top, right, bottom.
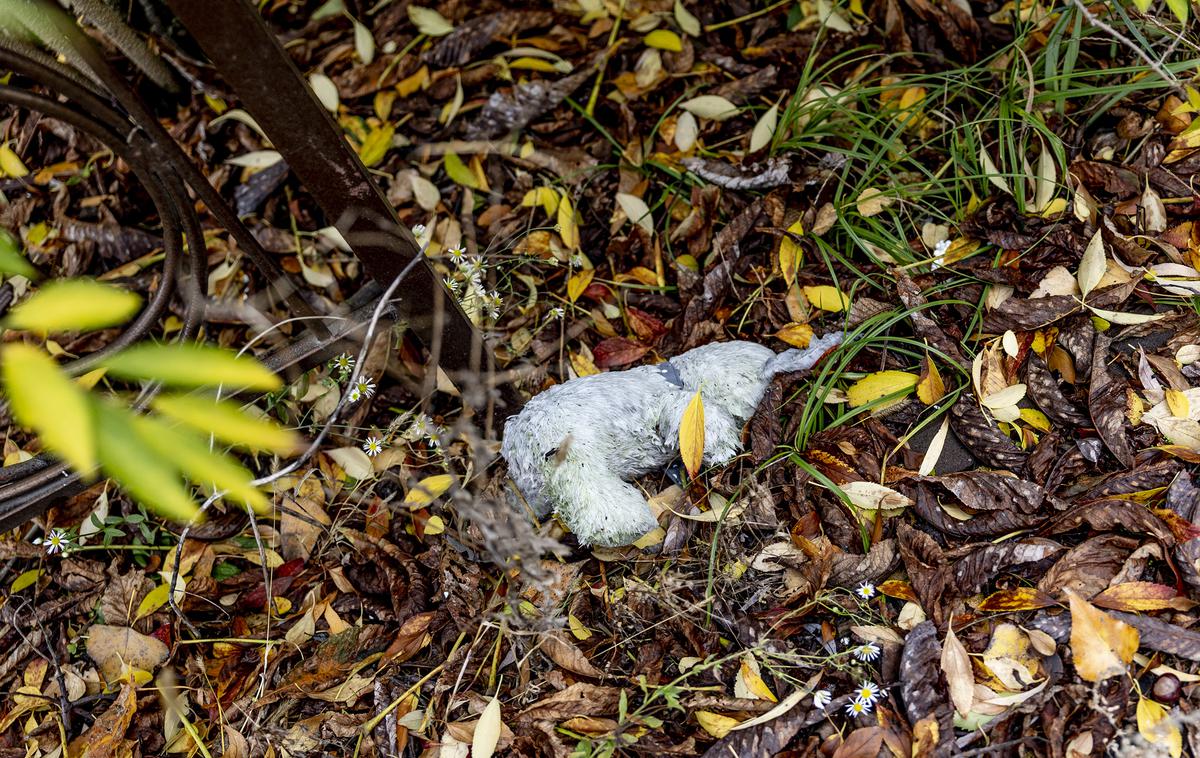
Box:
501, 332, 842, 547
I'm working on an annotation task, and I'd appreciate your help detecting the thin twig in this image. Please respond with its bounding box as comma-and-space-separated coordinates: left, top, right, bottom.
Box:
1071, 0, 1184, 96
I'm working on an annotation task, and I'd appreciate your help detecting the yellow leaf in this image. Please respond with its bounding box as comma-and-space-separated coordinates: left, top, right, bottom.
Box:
569, 613, 593, 641
1067, 590, 1139, 682
570, 351, 600, 377
357, 123, 394, 167
557, 191, 580, 249
443, 151, 480, 189
567, 268, 594, 302
404, 474, 454, 507
396, 65, 429, 97
507, 56, 560, 72
916, 356, 945, 405
1138, 696, 1183, 758
679, 390, 705, 479
802, 284, 849, 312
272, 596, 293, 615
11, 569, 41, 593
1077, 229, 1106, 298
0, 145, 29, 178
521, 186, 559, 216
696, 711, 740, 738
775, 322, 813, 348
76, 367, 107, 390
644, 29, 683, 51
779, 219, 803, 288
847, 371, 918, 408
423, 515, 445, 535
1166, 389, 1190, 418
1020, 408, 1052, 431
736, 655, 777, 702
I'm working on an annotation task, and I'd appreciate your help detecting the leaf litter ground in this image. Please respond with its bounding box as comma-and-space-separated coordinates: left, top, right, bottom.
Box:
3, 0, 1200, 756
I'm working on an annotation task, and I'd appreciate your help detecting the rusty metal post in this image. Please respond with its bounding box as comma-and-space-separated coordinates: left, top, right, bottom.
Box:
162, 0, 518, 422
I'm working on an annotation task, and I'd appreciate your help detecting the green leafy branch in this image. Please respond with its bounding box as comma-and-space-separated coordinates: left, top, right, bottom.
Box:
0, 231, 298, 522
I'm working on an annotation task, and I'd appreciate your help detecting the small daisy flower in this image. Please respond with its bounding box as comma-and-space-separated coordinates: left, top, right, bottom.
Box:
331, 353, 354, 373
855, 681, 881, 706
460, 257, 485, 278
34, 528, 72, 555
549, 306, 565, 319
411, 224, 427, 237
855, 582, 876, 600
443, 277, 462, 294
931, 238, 951, 270
362, 436, 385, 457
812, 689, 832, 710
353, 377, 376, 400
845, 698, 872, 717
347, 387, 361, 403
853, 643, 881, 662
570, 253, 585, 268
446, 245, 466, 264
410, 413, 433, 438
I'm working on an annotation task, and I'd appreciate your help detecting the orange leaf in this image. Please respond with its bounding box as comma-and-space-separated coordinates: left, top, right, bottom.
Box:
916, 355, 945, 405
775, 322, 813, 348
1067, 589, 1139, 682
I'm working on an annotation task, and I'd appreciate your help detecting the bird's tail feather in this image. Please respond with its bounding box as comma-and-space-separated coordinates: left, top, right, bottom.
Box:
764, 331, 843, 376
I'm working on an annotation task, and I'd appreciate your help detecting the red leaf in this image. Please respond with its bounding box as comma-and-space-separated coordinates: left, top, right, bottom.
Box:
592, 338, 650, 368
626, 306, 667, 342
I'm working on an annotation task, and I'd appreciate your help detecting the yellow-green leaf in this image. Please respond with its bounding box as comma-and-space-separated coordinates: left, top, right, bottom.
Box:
407, 5, 455, 35
135, 581, 172, 621
0, 145, 28, 177
472, 697, 503, 758
100, 343, 282, 391
1165, 0, 1188, 24
674, 0, 701, 35
0, 229, 37, 279
521, 186, 559, 216
569, 612, 593, 640
404, 474, 454, 506
151, 393, 299, 453
802, 284, 849, 312
94, 401, 199, 523
1077, 229, 1106, 298
6, 279, 141, 333
1, 343, 96, 474
847, 370, 919, 408
644, 29, 682, 52
130, 414, 269, 512
567, 268, 594, 303
358, 123, 394, 167
423, 514, 445, 535
679, 390, 705, 479
557, 191, 580, 249
443, 151, 480, 189
11, 569, 41, 593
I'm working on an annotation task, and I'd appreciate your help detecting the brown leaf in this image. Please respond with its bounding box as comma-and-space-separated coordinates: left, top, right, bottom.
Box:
833, 727, 885, 758
1039, 534, 1138, 600
86, 625, 169, 684
540, 630, 605, 678
518, 683, 623, 721
591, 337, 650, 368
940, 626, 973, 717
1088, 334, 1134, 467
1024, 353, 1089, 427
66, 682, 136, 758
949, 396, 1028, 471
898, 621, 955, 757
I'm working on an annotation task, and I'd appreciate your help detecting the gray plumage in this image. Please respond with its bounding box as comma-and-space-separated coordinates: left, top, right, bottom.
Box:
501, 332, 842, 546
